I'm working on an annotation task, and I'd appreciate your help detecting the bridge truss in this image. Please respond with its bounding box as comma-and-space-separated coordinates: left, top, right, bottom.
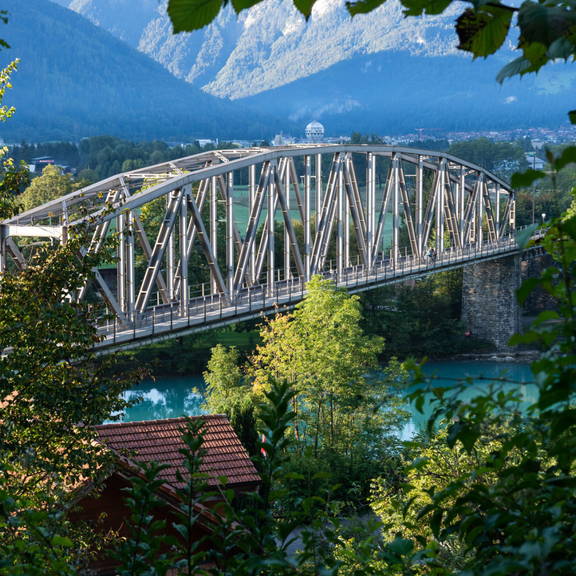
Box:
0, 144, 516, 349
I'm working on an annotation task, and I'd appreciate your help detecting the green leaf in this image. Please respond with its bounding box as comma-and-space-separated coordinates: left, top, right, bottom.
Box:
447, 420, 479, 452
515, 223, 539, 250
516, 277, 540, 305
521, 40, 549, 71
510, 168, 546, 188
429, 508, 444, 537
346, 0, 386, 16
553, 145, 576, 171
456, 5, 514, 58
294, 0, 318, 18
231, 0, 263, 12
547, 36, 575, 59
386, 537, 414, 557
496, 55, 534, 83
400, 0, 452, 17
51, 535, 73, 548
167, 0, 225, 33
518, 2, 576, 50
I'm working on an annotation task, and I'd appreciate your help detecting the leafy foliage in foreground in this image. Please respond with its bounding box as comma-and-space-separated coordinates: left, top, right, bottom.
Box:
363, 185, 576, 575
0, 60, 141, 570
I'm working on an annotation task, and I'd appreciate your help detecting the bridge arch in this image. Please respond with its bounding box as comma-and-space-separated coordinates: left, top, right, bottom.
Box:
0, 144, 517, 349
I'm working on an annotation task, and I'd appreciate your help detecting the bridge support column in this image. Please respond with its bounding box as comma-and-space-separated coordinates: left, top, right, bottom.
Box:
461, 255, 521, 352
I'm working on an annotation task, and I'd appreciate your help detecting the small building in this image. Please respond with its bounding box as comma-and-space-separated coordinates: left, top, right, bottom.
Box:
525, 153, 545, 170
28, 155, 55, 174
71, 415, 260, 574
305, 121, 325, 142
272, 133, 296, 146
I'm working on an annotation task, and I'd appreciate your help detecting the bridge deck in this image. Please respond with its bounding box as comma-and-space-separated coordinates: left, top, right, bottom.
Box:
97, 239, 520, 352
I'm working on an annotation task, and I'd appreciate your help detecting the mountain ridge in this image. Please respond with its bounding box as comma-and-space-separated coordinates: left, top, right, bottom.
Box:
53, 0, 464, 98
1, 0, 279, 142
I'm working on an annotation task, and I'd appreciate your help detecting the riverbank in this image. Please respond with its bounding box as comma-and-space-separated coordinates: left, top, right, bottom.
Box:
450, 350, 540, 363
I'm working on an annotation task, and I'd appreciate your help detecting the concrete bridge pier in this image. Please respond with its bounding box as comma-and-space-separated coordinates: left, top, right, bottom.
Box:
461, 255, 521, 352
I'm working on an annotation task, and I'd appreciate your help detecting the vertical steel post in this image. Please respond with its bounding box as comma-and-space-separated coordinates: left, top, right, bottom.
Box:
249, 164, 256, 284
437, 160, 446, 253
304, 155, 311, 281
344, 154, 350, 268
180, 186, 189, 316
367, 152, 375, 270
459, 166, 466, 244
315, 153, 322, 216
210, 176, 218, 294
284, 158, 291, 279
392, 154, 399, 265
117, 212, 126, 315
126, 210, 135, 322
337, 154, 344, 276
478, 176, 485, 247
416, 156, 424, 257
495, 184, 501, 240
166, 193, 176, 301
268, 162, 276, 295
227, 171, 234, 297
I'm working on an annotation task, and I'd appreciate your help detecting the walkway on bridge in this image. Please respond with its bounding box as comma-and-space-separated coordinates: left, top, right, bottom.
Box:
97, 239, 520, 351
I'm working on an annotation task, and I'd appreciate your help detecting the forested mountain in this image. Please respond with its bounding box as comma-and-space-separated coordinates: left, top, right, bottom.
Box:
243, 51, 575, 134
0, 0, 279, 142
52, 0, 576, 134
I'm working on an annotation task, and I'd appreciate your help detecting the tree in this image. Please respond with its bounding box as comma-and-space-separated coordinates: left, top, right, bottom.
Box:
0, 60, 29, 217
203, 344, 250, 417
0, 61, 141, 571
251, 276, 385, 453
203, 344, 259, 455
447, 138, 527, 175
246, 276, 410, 503
18, 164, 74, 212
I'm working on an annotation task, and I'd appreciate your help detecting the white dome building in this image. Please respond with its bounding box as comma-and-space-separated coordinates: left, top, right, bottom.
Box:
305, 121, 325, 142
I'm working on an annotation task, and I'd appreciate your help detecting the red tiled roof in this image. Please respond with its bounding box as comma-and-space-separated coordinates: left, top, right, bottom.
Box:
95, 416, 260, 490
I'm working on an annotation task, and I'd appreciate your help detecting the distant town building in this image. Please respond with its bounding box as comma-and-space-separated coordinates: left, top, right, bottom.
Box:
525, 153, 545, 170
305, 121, 325, 142
29, 156, 55, 173
272, 133, 296, 146
28, 156, 73, 175
196, 138, 218, 148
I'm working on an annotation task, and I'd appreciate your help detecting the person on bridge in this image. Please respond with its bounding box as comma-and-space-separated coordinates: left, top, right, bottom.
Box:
427, 247, 437, 262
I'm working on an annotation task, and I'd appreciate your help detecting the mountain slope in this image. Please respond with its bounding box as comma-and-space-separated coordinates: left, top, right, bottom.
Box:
244, 51, 576, 135
1, 0, 278, 141
53, 0, 462, 98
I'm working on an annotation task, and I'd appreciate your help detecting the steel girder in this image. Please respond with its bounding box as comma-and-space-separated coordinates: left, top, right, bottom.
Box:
0, 145, 515, 327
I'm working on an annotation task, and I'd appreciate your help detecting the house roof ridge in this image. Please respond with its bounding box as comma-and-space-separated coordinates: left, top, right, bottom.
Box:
95, 414, 228, 430
94, 414, 260, 489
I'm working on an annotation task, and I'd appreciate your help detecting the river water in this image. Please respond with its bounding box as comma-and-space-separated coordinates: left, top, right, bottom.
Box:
114, 361, 535, 436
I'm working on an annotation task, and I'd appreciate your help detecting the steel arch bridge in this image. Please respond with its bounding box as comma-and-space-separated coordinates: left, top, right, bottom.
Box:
0, 144, 518, 351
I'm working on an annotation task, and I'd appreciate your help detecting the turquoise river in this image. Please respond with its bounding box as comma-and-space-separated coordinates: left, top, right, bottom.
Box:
113, 361, 536, 437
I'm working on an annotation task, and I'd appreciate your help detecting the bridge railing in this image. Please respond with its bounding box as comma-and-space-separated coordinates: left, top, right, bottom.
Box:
95, 236, 520, 349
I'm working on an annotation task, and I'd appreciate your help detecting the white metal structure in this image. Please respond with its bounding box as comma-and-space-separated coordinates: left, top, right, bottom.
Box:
0, 144, 517, 350
305, 121, 325, 142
